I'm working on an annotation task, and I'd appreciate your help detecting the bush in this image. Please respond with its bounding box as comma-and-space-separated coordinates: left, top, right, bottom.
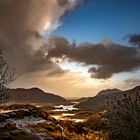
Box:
106, 91, 140, 140
85, 115, 107, 131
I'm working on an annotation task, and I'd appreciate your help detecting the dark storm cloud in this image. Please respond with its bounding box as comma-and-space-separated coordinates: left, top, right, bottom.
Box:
0, 0, 77, 43
30, 46, 65, 76
47, 36, 140, 79
57, 0, 69, 6
47, 36, 70, 58
0, 39, 65, 76
0, 0, 139, 80
0, 0, 77, 75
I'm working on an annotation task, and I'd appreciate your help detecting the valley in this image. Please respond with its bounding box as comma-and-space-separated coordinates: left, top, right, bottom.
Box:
0, 85, 140, 139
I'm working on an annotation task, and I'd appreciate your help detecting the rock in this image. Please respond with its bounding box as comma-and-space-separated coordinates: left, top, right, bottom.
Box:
0, 132, 10, 137
13, 110, 31, 119
4, 123, 17, 130
29, 107, 39, 117
10, 130, 27, 136
0, 114, 6, 122
38, 110, 49, 119
0, 132, 13, 140
43, 137, 55, 140
8, 112, 17, 118
0, 136, 13, 140
29, 107, 51, 121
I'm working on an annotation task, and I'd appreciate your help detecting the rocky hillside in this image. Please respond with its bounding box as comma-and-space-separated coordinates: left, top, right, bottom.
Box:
77, 86, 140, 111
96, 89, 122, 96
7, 88, 66, 104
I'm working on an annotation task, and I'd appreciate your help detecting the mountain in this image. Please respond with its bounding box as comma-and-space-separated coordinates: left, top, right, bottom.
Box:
96, 89, 121, 96
74, 97, 92, 103
77, 86, 140, 111
7, 88, 66, 104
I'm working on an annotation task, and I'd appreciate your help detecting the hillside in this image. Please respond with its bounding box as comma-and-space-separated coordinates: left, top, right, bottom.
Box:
97, 89, 122, 96
77, 86, 140, 110
74, 97, 92, 103
7, 88, 66, 104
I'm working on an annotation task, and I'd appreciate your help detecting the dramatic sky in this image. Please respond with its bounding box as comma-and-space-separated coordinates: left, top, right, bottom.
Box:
0, 0, 140, 98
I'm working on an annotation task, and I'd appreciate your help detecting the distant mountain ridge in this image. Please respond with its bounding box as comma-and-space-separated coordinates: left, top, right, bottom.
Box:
7, 87, 66, 104
77, 86, 140, 111
97, 88, 122, 96
74, 89, 121, 103
74, 97, 92, 103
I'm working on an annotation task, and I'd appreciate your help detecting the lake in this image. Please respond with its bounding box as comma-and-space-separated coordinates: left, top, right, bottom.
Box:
51, 102, 85, 122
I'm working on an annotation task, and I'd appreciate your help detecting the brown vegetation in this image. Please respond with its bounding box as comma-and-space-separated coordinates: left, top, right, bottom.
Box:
105, 89, 140, 140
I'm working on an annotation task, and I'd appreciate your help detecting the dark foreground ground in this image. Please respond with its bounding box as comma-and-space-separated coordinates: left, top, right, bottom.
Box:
0, 104, 108, 140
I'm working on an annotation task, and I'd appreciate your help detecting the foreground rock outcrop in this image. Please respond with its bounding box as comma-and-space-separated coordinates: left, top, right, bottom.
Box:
0, 104, 107, 140
0, 104, 57, 140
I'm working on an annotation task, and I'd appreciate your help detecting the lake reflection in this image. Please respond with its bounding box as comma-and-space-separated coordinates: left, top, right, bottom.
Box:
51, 102, 85, 122
53, 102, 79, 112
51, 114, 85, 122
53, 105, 78, 111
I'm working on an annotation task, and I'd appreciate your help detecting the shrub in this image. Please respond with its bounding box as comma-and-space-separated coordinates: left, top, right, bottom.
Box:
106, 91, 140, 140
85, 115, 107, 131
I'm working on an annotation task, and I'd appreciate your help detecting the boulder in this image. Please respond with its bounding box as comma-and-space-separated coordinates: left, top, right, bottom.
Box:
4, 123, 17, 130
10, 130, 27, 136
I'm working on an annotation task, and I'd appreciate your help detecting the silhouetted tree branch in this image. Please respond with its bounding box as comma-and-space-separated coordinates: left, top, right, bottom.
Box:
0, 50, 16, 104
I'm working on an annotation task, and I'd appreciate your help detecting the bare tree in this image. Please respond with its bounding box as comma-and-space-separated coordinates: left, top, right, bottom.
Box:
0, 50, 16, 104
